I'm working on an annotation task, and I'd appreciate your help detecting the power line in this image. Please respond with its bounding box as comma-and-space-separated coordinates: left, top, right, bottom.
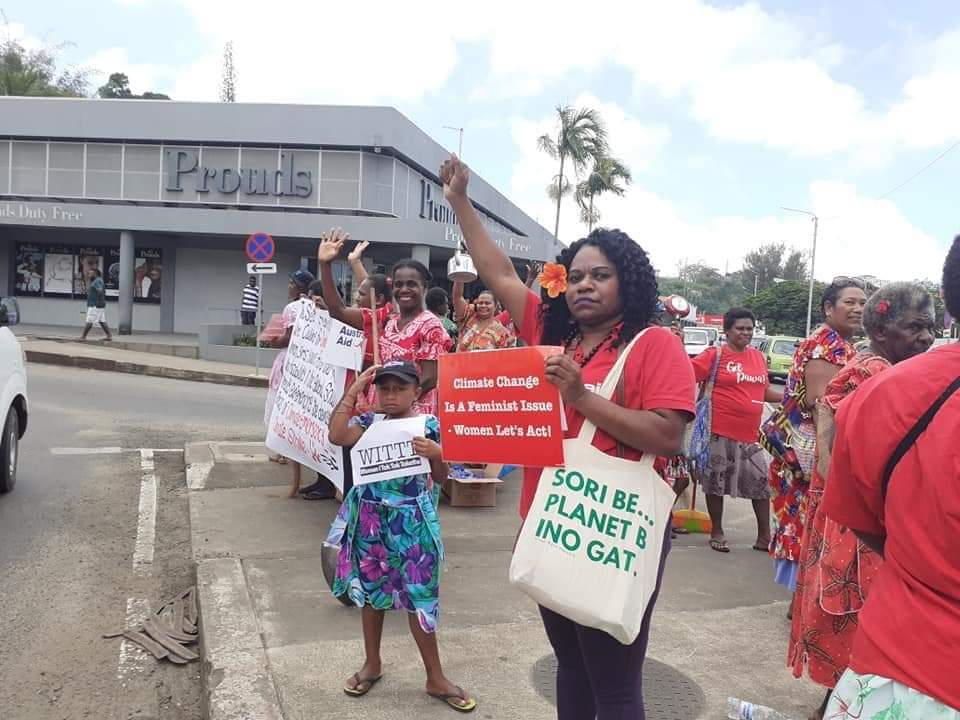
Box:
877, 140, 960, 200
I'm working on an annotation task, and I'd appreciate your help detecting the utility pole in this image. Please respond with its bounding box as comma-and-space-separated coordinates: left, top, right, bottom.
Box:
443, 125, 464, 157
781, 207, 819, 336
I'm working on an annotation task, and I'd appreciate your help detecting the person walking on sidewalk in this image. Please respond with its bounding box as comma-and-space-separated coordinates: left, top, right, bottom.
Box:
240, 276, 259, 326
327, 361, 476, 713
79, 268, 112, 341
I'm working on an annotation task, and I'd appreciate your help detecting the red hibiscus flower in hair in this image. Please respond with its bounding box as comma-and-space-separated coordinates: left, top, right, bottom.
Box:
539, 263, 568, 299
875, 300, 890, 315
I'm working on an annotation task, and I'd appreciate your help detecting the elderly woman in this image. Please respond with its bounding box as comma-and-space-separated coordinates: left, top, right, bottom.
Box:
821, 238, 960, 719
789, 283, 936, 719
691, 307, 783, 553
766, 278, 867, 594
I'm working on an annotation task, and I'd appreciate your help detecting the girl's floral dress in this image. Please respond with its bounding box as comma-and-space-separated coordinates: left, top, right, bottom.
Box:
326, 413, 444, 633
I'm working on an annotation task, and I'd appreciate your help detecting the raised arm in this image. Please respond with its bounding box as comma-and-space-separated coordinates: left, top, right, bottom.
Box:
329, 366, 377, 447
347, 240, 370, 287
440, 155, 531, 328
452, 281, 469, 322
317, 229, 364, 330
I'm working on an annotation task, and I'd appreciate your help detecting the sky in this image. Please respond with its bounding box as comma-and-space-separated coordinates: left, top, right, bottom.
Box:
5, 0, 960, 283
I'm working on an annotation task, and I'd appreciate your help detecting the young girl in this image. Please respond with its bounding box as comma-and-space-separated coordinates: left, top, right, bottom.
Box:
326, 361, 476, 713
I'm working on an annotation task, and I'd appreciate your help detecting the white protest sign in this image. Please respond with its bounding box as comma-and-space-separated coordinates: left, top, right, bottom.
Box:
266, 302, 348, 490
350, 416, 430, 486
322, 319, 366, 371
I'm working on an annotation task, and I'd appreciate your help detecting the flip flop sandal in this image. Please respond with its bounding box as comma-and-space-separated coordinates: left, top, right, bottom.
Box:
343, 673, 382, 697
428, 686, 477, 713
752, 542, 769, 552
709, 538, 731, 553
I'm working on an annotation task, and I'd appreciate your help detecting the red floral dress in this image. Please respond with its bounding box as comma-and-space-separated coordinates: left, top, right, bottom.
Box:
367, 310, 451, 415
788, 351, 887, 687
457, 306, 516, 353
769, 326, 855, 568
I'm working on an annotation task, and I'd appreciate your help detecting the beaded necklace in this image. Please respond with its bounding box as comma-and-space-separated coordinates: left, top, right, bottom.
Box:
564, 324, 621, 368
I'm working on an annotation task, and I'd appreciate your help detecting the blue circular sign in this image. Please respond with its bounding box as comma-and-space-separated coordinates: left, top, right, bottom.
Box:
245, 232, 275, 262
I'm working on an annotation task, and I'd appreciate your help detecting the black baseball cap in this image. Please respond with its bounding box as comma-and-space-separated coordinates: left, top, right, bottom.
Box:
374, 361, 420, 385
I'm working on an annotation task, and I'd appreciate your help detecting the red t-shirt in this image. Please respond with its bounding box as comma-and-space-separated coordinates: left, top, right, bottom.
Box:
690, 346, 769, 443
518, 290, 696, 519
823, 343, 960, 709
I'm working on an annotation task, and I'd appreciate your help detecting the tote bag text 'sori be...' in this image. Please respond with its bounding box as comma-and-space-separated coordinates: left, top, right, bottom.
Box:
508, 329, 676, 644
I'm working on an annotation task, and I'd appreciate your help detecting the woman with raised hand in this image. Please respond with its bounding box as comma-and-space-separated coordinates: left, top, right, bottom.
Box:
440, 154, 695, 719
452, 281, 516, 352
318, 228, 451, 415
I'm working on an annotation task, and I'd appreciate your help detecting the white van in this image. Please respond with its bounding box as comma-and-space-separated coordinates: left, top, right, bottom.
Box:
0, 298, 28, 493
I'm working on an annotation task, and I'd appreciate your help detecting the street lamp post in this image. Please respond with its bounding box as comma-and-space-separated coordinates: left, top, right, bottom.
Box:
781, 206, 819, 336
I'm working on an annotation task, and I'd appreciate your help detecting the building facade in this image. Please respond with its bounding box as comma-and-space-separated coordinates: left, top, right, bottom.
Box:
0, 97, 556, 333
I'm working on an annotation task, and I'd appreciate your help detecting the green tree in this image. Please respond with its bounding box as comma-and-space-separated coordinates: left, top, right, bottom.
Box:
0, 22, 88, 96
575, 155, 631, 232
658, 262, 749, 315
538, 105, 608, 242
97, 71, 169, 100
745, 280, 827, 336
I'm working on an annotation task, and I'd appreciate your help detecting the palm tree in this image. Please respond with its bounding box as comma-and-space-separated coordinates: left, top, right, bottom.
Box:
537, 105, 608, 242
575, 155, 632, 232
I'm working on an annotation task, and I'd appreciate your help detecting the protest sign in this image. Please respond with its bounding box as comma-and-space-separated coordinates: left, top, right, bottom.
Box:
266, 302, 348, 489
350, 416, 430, 486
438, 346, 565, 466
322, 319, 366, 371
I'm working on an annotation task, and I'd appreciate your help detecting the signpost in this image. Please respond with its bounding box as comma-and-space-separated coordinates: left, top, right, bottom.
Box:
245, 233, 276, 377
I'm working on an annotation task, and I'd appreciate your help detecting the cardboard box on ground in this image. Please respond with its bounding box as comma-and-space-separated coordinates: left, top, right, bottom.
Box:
442, 464, 503, 508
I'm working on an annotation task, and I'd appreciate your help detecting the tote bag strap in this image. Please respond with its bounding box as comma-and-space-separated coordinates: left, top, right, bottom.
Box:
575, 327, 655, 449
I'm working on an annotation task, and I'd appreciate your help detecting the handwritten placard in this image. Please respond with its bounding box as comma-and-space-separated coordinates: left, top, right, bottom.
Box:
350, 416, 430, 486
438, 346, 565, 466
266, 302, 347, 489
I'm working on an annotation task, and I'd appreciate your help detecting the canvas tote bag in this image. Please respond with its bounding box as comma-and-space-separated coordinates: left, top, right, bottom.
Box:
509, 329, 677, 644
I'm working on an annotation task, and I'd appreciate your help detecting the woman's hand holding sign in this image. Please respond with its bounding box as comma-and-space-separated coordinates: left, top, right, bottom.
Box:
545, 354, 588, 408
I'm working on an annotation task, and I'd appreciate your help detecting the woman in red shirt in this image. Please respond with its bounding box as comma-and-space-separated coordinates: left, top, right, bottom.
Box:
822, 237, 960, 718
788, 282, 936, 719
691, 307, 783, 553
440, 155, 695, 720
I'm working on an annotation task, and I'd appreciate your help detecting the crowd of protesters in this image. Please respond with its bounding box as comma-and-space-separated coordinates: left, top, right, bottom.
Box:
255, 151, 959, 719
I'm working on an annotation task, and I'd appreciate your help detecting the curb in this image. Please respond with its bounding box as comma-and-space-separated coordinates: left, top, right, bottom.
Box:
25, 350, 268, 388
196, 558, 284, 720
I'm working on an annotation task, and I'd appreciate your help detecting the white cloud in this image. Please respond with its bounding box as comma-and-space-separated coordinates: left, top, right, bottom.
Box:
508, 106, 946, 282
85, 47, 166, 95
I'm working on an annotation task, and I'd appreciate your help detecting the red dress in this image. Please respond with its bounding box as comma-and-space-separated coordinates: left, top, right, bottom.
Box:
788, 352, 887, 687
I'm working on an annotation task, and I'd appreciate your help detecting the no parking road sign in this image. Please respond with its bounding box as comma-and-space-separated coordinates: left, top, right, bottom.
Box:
245, 232, 275, 263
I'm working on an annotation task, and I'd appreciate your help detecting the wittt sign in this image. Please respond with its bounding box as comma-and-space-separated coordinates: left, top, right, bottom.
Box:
164, 149, 312, 198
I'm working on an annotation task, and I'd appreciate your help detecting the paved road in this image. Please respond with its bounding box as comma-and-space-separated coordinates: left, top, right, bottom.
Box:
0, 364, 266, 720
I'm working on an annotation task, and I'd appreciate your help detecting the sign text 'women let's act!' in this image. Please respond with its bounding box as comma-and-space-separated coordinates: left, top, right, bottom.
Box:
438, 346, 566, 466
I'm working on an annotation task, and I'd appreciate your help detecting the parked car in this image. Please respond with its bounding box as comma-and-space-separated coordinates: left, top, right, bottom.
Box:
694, 326, 721, 347
0, 298, 28, 493
761, 335, 802, 381
682, 327, 712, 358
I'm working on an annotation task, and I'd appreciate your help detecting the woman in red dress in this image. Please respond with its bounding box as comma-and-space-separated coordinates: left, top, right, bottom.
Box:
789, 282, 936, 719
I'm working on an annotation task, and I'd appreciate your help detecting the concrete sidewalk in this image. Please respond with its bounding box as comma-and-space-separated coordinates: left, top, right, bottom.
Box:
21, 338, 268, 388
186, 442, 823, 720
